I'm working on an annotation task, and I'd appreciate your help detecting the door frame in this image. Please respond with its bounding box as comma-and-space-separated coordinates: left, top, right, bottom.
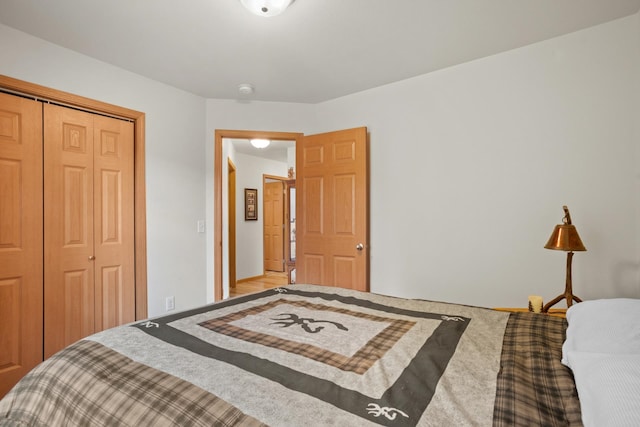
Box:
214, 129, 302, 301
228, 158, 237, 288
0, 75, 148, 319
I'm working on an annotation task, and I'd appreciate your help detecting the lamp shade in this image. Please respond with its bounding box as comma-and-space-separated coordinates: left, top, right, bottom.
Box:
544, 224, 586, 252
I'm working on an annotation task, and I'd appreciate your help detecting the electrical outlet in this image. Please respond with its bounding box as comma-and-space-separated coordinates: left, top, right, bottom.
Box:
165, 296, 175, 311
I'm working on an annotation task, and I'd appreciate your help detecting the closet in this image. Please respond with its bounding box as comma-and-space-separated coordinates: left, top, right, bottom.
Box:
0, 90, 136, 395
43, 103, 135, 357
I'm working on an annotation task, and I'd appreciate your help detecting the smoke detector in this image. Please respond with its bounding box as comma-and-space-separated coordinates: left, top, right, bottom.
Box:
238, 84, 254, 95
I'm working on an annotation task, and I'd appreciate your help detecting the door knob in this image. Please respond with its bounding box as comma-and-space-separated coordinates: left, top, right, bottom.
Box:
88, 255, 95, 260
356, 243, 364, 251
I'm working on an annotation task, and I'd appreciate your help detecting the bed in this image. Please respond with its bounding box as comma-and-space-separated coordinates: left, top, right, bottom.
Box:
0, 284, 636, 426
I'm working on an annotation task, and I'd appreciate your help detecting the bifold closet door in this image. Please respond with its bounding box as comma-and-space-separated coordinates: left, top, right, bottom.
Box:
44, 104, 135, 358
0, 92, 43, 397
92, 114, 135, 332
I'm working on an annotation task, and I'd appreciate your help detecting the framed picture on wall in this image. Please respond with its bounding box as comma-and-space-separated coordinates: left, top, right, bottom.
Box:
245, 188, 258, 221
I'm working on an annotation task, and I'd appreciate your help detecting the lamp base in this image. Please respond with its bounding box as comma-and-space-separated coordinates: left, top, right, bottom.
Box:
542, 292, 582, 313
542, 251, 582, 313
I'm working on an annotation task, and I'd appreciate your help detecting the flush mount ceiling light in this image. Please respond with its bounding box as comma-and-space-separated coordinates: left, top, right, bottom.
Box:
250, 139, 270, 149
240, 0, 294, 17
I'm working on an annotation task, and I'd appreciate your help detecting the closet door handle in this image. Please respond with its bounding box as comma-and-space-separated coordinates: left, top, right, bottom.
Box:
88, 255, 96, 261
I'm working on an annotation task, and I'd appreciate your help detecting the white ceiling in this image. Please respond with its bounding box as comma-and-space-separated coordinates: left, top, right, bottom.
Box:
1, 0, 639, 104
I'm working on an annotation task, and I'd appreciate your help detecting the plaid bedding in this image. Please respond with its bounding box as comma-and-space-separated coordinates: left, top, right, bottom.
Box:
494, 313, 583, 426
0, 340, 264, 427
0, 285, 582, 426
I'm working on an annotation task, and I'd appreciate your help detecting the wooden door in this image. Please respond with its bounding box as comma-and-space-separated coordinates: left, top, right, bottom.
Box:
0, 92, 43, 397
44, 104, 135, 357
44, 104, 95, 357
296, 127, 368, 291
93, 115, 135, 331
264, 181, 285, 272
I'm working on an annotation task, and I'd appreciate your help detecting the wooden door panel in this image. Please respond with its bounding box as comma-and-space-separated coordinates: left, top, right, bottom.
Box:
333, 256, 356, 288
100, 169, 123, 243
333, 174, 355, 234
333, 139, 356, 162
62, 123, 88, 153
0, 93, 43, 397
100, 265, 124, 329
302, 254, 324, 284
302, 145, 324, 166
44, 104, 95, 358
301, 176, 323, 233
0, 279, 20, 367
63, 166, 90, 245
62, 269, 94, 346
297, 127, 368, 291
93, 115, 135, 331
264, 233, 273, 267
0, 160, 21, 246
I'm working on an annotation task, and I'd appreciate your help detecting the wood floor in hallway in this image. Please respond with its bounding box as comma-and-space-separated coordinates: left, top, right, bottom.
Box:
228, 271, 288, 298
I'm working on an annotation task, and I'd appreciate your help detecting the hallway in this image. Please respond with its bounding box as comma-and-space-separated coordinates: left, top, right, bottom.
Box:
228, 271, 287, 298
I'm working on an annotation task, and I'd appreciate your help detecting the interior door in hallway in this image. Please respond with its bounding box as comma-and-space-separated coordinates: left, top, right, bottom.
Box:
44, 104, 135, 358
296, 127, 368, 291
264, 180, 285, 272
0, 92, 43, 397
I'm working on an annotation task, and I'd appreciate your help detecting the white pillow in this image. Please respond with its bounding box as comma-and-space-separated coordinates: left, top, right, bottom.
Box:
566, 351, 640, 427
562, 298, 640, 366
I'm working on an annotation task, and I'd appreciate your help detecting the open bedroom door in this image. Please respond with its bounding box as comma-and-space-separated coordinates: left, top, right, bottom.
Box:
296, 127, 369, 291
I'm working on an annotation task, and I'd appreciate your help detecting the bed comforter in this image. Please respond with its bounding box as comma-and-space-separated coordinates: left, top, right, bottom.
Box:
0, 284, 582, 426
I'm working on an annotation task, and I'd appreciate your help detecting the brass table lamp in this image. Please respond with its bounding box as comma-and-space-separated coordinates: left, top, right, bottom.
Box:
543, 206, 586, 313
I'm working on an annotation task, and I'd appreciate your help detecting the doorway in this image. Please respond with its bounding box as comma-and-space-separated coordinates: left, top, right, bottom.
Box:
214, 130, 302, 300
214, 127, 369, 301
